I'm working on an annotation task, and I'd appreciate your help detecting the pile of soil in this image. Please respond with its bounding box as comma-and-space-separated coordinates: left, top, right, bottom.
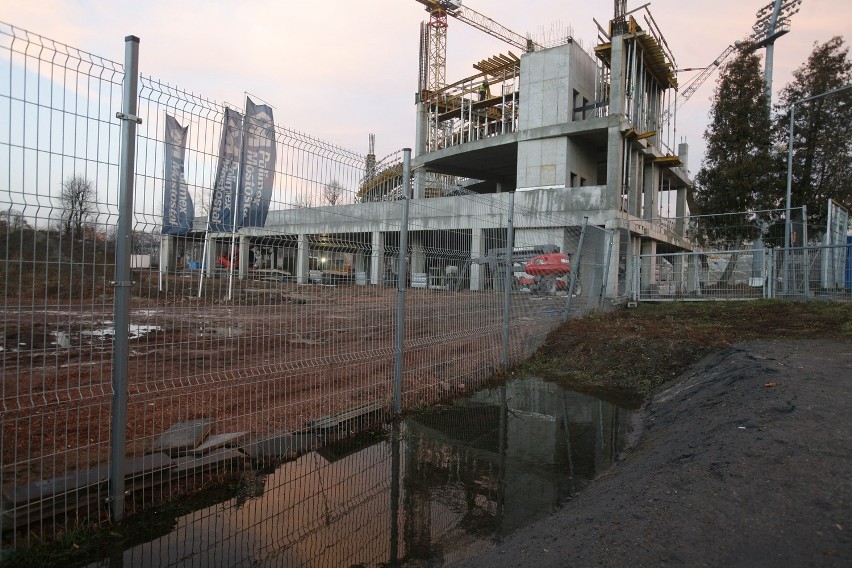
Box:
454, 339, 852, 567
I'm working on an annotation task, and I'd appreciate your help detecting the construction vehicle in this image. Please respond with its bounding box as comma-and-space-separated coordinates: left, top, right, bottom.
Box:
458, 244, 578, 295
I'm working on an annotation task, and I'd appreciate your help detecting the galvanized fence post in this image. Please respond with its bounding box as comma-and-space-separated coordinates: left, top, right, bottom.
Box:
562, 217, 588, 321
110, 35, 141, 522
802, 205, 810, 297
501, 191, 515, 368
765, 248, 775, 299
598, 228, 615, 310
393, 149, 411, 414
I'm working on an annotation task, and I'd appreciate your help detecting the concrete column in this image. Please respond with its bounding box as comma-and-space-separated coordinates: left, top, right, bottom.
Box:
469, 228, 485, 291
604, 227, 621, 300
413, 169, 425, 200
639, 238, 657, 292
672, 253, 685, 296
604, 130, 624, 211
354, 250, 367, 273
643, 162, 658, 220
603, 35, 627, 210
159, 235, 175, 273
414, 101, 428, 200
628, 153, 642, 217
415, 101, 428, 157
676, 187, 687, 235
204, 238, 218, 276
370, 231, 385, 285
686, 254, 701, 294
624, 231, 641, 299
410, 233, 426, 275
296, 233, 310, 284
238, 235, 249, 279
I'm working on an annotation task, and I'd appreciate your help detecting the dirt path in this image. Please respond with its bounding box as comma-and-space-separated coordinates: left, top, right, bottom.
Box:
452, 339, 852, 567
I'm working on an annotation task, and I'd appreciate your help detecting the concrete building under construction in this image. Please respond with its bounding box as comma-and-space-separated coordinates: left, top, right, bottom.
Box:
176, 2, 693, 300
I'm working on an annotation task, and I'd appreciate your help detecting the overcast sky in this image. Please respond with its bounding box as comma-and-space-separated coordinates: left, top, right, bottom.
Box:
3, 0, 850, 176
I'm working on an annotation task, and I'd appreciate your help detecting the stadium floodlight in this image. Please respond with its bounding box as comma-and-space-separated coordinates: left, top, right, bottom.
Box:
747, 0, 804, 109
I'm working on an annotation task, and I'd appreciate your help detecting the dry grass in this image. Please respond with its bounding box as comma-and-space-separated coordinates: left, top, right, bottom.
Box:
524, 300, 852, 407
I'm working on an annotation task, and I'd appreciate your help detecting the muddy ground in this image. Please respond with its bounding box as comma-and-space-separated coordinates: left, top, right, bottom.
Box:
1, 274, 568, 485
453, 338, 852, 567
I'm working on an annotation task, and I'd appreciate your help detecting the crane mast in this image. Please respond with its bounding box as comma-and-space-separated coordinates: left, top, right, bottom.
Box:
415, 0, 539, 101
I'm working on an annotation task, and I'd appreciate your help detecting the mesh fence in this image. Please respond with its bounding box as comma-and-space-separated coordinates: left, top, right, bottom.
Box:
0, 24, 613, 547
630, 208, 851, 302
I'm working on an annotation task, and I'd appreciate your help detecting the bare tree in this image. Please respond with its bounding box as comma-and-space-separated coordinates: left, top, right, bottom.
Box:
292, 192, 315, 209
59, 175, 95, 237
0, 208, 29, 231
323, 180, 345, 206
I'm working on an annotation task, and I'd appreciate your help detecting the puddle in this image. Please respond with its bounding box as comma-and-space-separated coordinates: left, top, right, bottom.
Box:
196, 325, 246, 337
131, 309, 164, 317
92, 376, 633, 567
79, 324, 164, 340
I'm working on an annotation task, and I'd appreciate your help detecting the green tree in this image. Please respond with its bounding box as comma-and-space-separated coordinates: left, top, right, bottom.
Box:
774, 36, 852, 233
691, 46, 778, 250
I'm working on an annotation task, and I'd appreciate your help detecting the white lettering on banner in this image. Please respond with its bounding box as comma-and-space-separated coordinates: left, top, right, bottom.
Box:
168, 146, 181, 226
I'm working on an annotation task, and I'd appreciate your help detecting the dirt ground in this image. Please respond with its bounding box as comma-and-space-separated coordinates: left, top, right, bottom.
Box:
452, 338, 852, 567
1, 275, 565, 485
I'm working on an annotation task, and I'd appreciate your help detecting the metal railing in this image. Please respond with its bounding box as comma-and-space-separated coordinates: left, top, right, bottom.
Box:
634, 244, 852, 302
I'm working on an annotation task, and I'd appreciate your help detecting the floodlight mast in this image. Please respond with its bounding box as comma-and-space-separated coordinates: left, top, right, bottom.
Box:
660, 0, 802, 129
748, 0, 804, 109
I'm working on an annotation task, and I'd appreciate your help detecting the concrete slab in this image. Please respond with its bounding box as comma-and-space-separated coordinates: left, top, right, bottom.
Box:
173, 448, 246, 475
186, 432, 248, 456
2, 453, 174, 506
307, 401, 386, 431
241, 431, 321, 460
152, 418, 213, 455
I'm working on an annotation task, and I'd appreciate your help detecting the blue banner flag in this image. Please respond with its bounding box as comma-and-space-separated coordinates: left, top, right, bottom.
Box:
161, 114, 194, 235
240, 97, 276, 228
208, 108, 244, 232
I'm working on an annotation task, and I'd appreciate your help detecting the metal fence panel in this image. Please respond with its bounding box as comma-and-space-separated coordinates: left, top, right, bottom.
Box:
0, 25, 613, 547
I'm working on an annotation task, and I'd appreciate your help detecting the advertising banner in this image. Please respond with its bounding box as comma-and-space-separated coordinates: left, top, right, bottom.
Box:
208, 108, 244, 232
240, 97, 276, 228
161, 114, 194, 235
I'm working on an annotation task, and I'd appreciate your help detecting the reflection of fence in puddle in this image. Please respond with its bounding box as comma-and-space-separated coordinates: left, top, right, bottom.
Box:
111, 377, 632, 566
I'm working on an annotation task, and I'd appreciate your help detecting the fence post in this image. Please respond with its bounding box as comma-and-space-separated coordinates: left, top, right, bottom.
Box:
393, 149, 411, 414
501, 190, 515, 368
110, 35, 141, 522
765, 248, 775, 299
802, 205, 810, 297
562, 217, 588, 321
598, 228, 615, 310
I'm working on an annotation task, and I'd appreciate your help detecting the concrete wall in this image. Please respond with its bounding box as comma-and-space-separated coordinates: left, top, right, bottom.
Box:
517, 137, 568, 188
231, 187, 614, 239
519, 44, 571, 131
516, 41, 603, 193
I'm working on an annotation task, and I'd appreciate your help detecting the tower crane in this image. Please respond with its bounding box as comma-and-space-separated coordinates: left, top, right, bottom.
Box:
660, 0, 802, 129
658, 44, 737, 128
415, 0, 542, 101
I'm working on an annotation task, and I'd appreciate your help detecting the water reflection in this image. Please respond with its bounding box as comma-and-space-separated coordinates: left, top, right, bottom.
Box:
96, 376, 632, 567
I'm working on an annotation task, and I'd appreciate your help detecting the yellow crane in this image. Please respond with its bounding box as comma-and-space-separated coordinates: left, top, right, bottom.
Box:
414, 0, 541, 101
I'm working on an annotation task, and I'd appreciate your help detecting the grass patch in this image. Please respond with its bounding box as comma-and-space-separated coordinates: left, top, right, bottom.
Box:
523, 300, 852, 407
